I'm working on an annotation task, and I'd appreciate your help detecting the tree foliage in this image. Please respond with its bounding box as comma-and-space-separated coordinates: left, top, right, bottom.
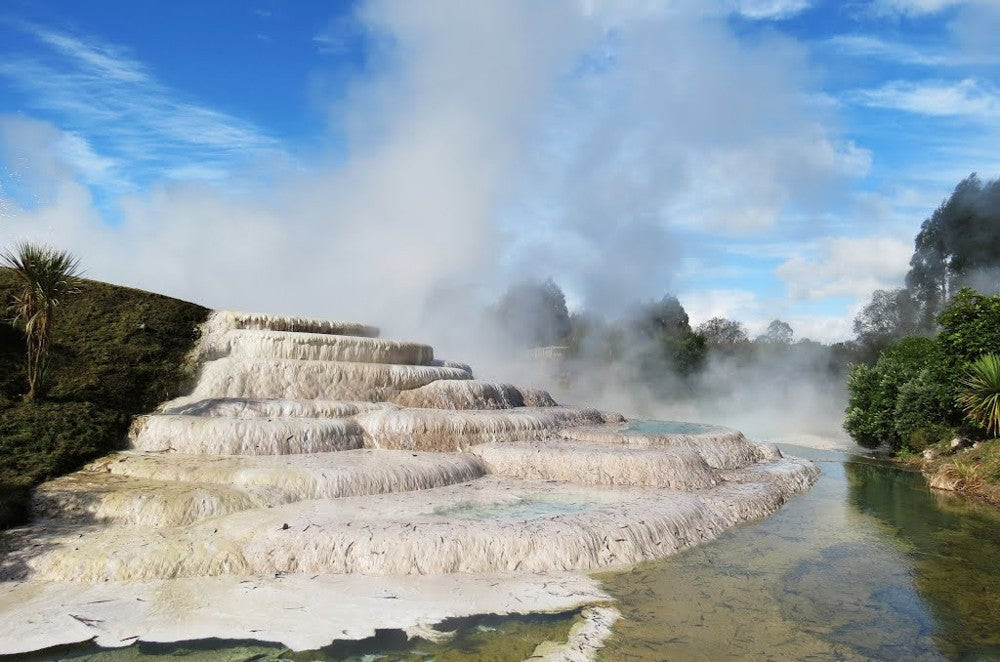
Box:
936, 287, 1000, 367
493, 278, 571, 349
631, 295, 691, 339
852, 174, 1000, 356
756, 319, 794, 344
906, 174, 1000, 327
852, 288, 924, 360
696, 317, 749, 347
957, 354, 1000, 437
843, 337, 955, 451
1, 243, 81, 400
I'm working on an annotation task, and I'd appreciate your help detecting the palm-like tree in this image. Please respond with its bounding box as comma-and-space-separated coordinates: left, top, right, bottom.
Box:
1, 243, 81, 401
957, 353, 1000, 438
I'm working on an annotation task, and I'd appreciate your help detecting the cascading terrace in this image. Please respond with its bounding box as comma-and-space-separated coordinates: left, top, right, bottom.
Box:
0, 309, 819, 655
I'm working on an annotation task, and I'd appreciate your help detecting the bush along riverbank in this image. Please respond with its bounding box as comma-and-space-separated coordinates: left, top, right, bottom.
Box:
906, 438, 1000, 508
0, 267, 208, 527
844, 288, 1000, 507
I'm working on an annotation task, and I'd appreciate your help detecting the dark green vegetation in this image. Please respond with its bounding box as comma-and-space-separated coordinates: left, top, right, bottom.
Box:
0, 268, 209, 527
845, 288, 1000, 454
844, 174, 1000, 504
957, 354, 1000, 437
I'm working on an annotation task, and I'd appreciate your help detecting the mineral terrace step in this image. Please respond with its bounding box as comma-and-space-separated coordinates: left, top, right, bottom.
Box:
32, 450, 487, 526
470, 440, 721, 489
161, 397, 395, 419
354, 407, 620, 451
206, 329, 434, 365
559, 425, 771, 470
10, 466, 820, 582
130, 415, 365, 455
189, 358, 473, 402
204, 311, 380, 338
390, 379, 558, 410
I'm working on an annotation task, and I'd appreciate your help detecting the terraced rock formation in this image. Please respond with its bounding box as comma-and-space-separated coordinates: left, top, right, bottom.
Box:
0, 311, 819, 656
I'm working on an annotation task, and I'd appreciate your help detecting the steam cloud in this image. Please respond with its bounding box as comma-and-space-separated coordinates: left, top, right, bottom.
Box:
0, 1, 866, 444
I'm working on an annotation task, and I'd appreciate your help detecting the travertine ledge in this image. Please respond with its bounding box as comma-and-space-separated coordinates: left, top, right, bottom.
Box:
0, 309, 819, 657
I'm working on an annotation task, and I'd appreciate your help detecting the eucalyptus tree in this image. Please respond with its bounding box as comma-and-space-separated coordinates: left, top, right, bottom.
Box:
1, 243, 81, 400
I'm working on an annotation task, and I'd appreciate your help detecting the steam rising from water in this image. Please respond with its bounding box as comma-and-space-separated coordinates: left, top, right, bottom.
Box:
0, 2, 866, 443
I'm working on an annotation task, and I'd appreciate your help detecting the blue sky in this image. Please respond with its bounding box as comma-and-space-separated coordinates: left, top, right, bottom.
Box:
1, 0, 998, 343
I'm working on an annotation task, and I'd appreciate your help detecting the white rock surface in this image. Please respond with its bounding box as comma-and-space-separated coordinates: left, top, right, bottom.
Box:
391, 378, 558, 409
0, 310, 820, 657
32, 449, 486, 526
0, 572, 608, 655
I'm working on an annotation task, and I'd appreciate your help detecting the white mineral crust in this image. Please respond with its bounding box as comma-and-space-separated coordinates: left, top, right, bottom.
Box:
0, 310, 820, 657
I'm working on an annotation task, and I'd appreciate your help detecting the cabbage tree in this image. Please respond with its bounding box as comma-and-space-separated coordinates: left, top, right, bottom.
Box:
1, 243, 81, 400
957, 353, 1000, 437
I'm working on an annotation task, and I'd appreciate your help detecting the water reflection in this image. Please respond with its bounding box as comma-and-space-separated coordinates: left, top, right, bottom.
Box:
844, 461, 1000, 659
597, 446, 1000, 660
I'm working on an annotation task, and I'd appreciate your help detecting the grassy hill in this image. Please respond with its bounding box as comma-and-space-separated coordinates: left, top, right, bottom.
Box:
0, 270, 209, 527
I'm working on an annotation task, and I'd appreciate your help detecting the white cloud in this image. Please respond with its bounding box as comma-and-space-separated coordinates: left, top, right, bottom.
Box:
729, 0, 811, 19
678, 289, 760, 327
502, 5, 865, 316
874, 0, 964, 15
784, 314, 854, 343
851, 78, 1000, 119
824, 34, 994, 66
775, 236, 912, 301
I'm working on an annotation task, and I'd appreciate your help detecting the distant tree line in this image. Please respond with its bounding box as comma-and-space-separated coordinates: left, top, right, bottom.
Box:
487, 174, 1000, 454
487, 277, 846, 404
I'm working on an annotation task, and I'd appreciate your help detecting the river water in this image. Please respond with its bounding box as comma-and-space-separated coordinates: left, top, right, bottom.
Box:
14, 444, 1000, 661
597, 445, 1000, 660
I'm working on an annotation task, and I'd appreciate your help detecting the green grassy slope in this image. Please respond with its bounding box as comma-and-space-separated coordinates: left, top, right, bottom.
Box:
0, 270, 209, 527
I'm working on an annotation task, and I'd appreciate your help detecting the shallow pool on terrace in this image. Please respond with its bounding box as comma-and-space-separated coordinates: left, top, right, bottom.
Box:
625, 419, 725, 435
431, 494, 596, 520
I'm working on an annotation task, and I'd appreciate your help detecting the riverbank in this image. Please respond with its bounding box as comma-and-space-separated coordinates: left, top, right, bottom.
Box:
901, 438, 1000, 509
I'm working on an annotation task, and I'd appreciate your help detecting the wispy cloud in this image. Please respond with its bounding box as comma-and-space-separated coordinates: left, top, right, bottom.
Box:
825, 34, 998, 67
0, 22, 284, 192
850, 78, 1000, 119
729, 0, 812, 20
872, 0, 964, 16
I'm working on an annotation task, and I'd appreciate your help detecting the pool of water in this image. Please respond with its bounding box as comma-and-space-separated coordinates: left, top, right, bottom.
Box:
626, 419, 724, 435
431, 494, 594, 520
10, 445, 1000, 660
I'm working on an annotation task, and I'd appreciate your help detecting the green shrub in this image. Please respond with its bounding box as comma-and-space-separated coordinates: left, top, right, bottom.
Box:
894, 368, 956, 446
957, 353, 1000, 437
905, 423, 954, 453
844, 362, 887, 449
844, 337, 954, 451
937, 288, 1000, 367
